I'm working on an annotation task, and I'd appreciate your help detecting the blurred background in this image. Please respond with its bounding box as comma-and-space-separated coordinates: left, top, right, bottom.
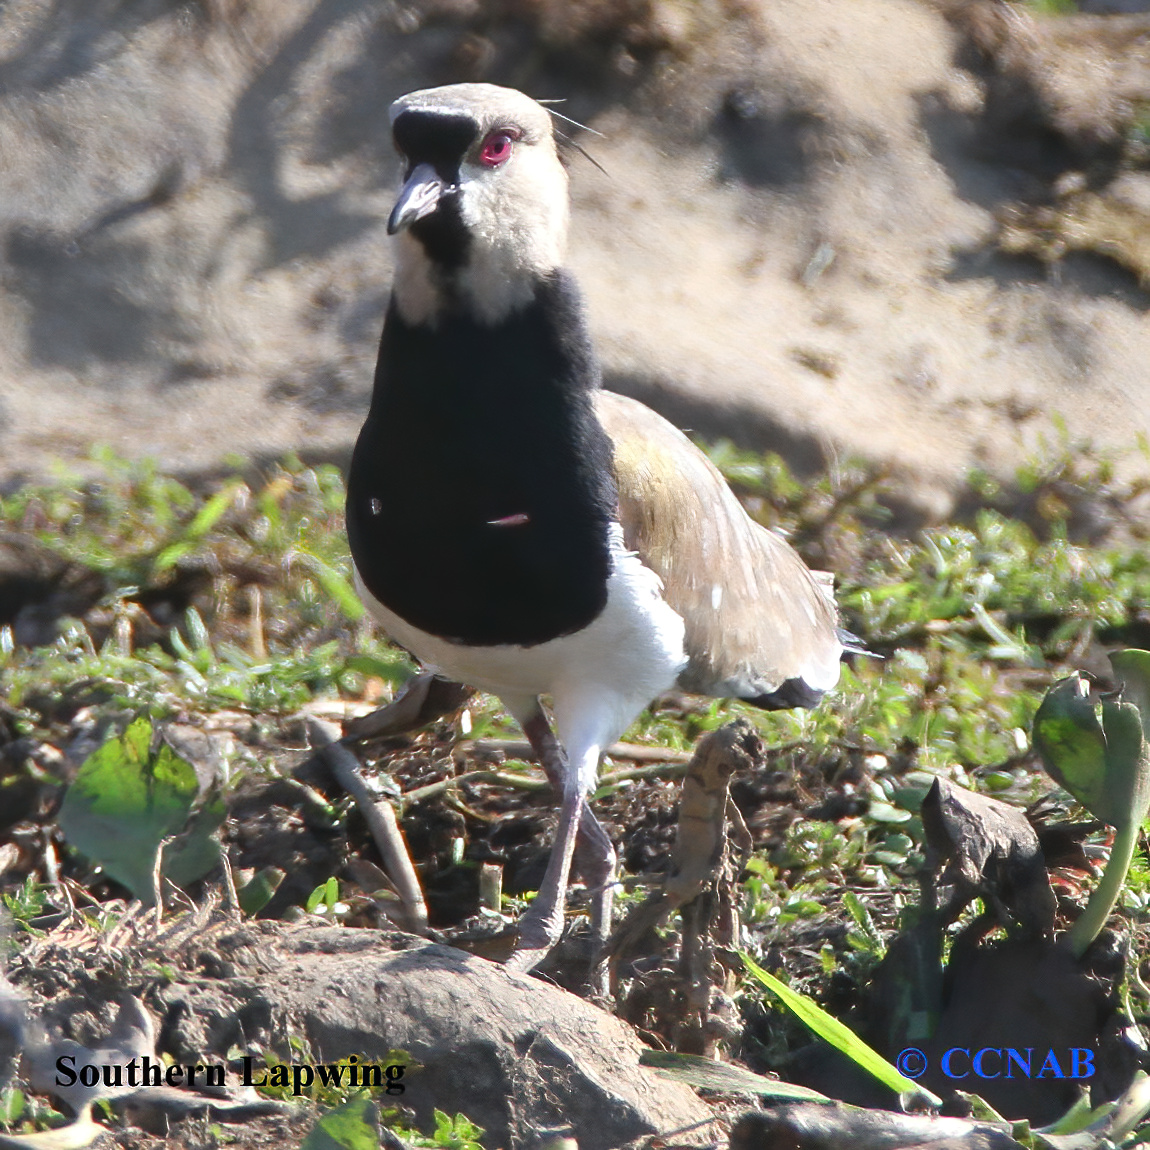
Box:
2, 0, 1149, 521
4, 11, 1150, 1139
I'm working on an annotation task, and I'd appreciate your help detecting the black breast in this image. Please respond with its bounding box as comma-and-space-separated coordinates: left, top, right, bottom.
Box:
346, 271, 616, 647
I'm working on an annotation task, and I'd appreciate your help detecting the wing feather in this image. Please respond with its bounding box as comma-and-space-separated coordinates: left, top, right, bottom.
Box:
594, 390, 842, 703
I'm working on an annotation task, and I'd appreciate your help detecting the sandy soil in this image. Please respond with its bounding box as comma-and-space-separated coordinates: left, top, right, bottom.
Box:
0, 0, 1148, 519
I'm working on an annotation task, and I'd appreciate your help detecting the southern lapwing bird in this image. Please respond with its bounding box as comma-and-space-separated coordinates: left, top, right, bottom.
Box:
346, 83, 845, 972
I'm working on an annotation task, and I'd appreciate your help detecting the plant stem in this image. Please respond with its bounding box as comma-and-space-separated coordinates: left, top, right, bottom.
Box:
1067, 820, 1140, 960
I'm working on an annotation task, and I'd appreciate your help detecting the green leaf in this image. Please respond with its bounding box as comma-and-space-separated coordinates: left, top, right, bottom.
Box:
1109, 651, 1150, 726
639, 1050, 829, 1100
1101, 700, 1150, 829
786, 899, 825, 918
307, 876, 339, 914
161, 790, 225, 888
344, 653, 416, 685
0, 1087, 25, 1127
1037, 1090, 1108, 1136
237, 867, 286, 916
292, 548, 364, 622
1032, 674, 1111, 819
1032, 664, 1150, 831
300, 1097, 380, 1150
741, 952, 941, 1105
57, 717, 220, 903
866, 801, 912, 824
843, 890, 882, 952
153, 480, 244, 573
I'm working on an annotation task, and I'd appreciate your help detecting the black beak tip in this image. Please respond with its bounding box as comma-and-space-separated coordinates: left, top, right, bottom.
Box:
388, 163, 445, 237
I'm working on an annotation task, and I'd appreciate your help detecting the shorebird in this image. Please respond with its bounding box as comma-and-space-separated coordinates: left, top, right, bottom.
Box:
346, 83, 844, 971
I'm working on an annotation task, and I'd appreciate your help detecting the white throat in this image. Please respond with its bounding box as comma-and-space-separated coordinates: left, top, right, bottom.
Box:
391, 234, 550, 328
391, 148, 569, 328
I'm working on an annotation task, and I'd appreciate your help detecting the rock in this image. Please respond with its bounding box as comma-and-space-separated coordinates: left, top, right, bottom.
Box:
728, 1104, 1021, 1150
166, 926, 719, 1150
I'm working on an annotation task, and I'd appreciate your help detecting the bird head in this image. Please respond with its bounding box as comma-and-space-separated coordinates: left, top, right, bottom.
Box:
386, 83, 569, 327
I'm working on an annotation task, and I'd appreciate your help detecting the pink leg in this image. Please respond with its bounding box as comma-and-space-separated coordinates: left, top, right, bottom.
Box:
507, 708, 617, 969
505, 778, 585, 971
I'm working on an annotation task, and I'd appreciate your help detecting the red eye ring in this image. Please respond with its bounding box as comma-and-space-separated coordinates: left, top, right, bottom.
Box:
479, 128, 520, 168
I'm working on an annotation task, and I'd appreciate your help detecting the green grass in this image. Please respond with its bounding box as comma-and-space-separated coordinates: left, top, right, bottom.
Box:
4, 436, 1150, 1129
701, 435, 1150, 774
4, 437, 1147, 751
3, 439, 1147, 884
0, 453, 416, 730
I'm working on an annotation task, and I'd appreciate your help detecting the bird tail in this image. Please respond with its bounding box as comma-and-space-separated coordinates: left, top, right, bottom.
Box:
837, 627, 877, 658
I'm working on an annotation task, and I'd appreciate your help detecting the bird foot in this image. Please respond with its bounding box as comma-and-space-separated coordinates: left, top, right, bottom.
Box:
504, 905, 613, 999
503, 904, 565, 973
341, 673, 473, 741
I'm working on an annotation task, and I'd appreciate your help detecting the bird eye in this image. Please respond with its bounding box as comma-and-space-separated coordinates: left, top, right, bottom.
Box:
479, 129, 518, 168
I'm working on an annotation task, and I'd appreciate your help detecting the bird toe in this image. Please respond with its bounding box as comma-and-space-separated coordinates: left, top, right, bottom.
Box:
504, 904, 567, 973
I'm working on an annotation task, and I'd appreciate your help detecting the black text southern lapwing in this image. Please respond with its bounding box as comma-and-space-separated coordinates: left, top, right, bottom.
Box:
346, 83, 845, 972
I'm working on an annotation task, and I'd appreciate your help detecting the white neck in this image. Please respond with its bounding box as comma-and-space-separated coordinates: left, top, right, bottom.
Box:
391, 237, 546, 328
391, 151, 569, 328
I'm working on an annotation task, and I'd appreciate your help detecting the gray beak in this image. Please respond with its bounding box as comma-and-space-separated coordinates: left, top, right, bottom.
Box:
388, 163, 446, 235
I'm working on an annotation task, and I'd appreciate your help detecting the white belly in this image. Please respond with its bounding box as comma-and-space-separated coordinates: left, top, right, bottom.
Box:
355, 525, 687, 780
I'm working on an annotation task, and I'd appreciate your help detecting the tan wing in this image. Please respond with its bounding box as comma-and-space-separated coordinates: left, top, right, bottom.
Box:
594, 390, 842, 705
